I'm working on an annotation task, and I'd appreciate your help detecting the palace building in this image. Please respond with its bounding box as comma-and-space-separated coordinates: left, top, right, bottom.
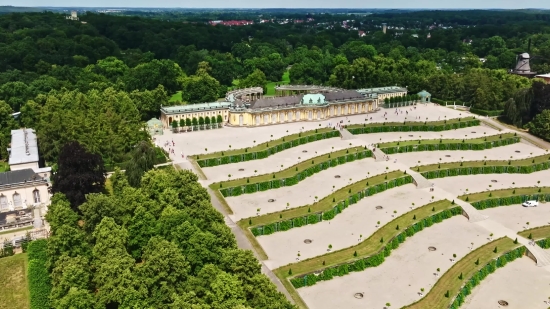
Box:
159, 85, 408, 129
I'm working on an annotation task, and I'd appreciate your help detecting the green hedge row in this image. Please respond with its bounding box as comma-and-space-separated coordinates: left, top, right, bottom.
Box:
219, 149, 373, 197
289, 206, 463, 288
251, 175, 414, 236
536, 238, 550, 248
469, 194, 550, 210
381, 137, 519, 155
27, 239, 51, 309
469, 108, 504, 117
421, 161, 550, 179
197, 130, 340, 167
449, 246, 526, 309
347, 119, 479, 135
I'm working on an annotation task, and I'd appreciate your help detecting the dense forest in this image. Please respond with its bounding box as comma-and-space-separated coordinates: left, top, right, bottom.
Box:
1, 10, 550, 164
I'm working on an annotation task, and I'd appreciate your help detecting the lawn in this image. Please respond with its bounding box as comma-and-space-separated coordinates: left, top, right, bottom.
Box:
272, 200, 457, 308
197, 127, 335, 160
237, 170, 406, 228
0, 253, 30, 309
518, 225, 550, 240
346, 116, 477, 130
378, 132, 516, 148
169, 91, 183, 103
212, 145, 368, 188
414, 153, 550, 173
458, 187, 550, 203
266, 70, 290, 96
403, 237, 519, 309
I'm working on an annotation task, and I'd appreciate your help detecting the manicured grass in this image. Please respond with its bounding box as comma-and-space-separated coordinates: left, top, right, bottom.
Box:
0, 226, 33, 236
414, 154, 550, 173
404, 237, 519, 309
0, 253, 30, 309
458, 187, 550, 203
379, 132, 516, 148
346, 116, 477, 130
197, 128, 335, 160
169, 91, 183, 103
238, 170, 406, 228
518, 225, 550, 240
212, 145, 368, 188
266, 71, 290, 96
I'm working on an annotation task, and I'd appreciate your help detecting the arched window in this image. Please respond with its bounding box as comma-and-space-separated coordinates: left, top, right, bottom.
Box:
13, 192, 22, 207
33, 189, 41, 204
0, 195, 7, 210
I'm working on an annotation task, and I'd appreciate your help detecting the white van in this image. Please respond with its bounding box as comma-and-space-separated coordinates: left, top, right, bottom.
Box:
522, 200, 538, 207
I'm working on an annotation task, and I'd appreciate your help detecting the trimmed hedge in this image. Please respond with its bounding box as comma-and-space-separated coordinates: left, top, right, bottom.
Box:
381, 136, 520, 155
537, 238, 550, 249
422, 161, 550, 179
27, 239, 51, 309
219, 149, 373, 197
197, 130, 340, 167
468, 194, 550, 210
347, 119, 479, 135
449, 246, 526, 309
469, 108, 504, 117
289, 206, 463, 288
251, 175, 413, 236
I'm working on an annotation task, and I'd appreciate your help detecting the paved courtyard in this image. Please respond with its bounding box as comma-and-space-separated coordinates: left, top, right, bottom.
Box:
167, 103, 550, 309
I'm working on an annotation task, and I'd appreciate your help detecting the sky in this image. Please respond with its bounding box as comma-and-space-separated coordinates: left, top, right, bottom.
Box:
1, 0, 550, 9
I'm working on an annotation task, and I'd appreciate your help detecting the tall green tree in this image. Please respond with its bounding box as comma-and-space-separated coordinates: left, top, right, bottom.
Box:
125, 141, 157, 187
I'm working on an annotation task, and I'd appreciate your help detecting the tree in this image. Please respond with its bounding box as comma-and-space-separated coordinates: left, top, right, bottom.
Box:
217, 114, 223, 124
192, 117, 198, 127
51, 141, 106, 211
198, 116, 205, 126
0, 100, 17, 160
205, 116, 211, 128
124, 59, 185, 94
526, 109, 550, 141
185, 117, 192, 127
171, 120, 178, 131
239, 69, 268, 91
179, 118, 185, 128
125, 141, 157, 187
181, 62, 221, 103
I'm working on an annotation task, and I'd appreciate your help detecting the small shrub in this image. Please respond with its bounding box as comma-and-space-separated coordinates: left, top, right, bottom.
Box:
380, 237, 384, 243
308, 207, 311, 213
432, 206, 435, 211
493, 247, 498, 253
396, 225, 399, 230
249, 219, 252, 225
475, 258, 479, 265
458, 273, 463, 280
413, 214, 416, 220
514, 238, 518, 244
354, 251, 357, 257
288, 269, 292, 275
528, 233, 532, 239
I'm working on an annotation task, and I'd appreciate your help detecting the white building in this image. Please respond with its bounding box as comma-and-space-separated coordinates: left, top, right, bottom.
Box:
8, 128, 51, 179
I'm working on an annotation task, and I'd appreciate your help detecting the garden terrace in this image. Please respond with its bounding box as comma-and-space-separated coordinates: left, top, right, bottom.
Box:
238, 170, 409, 229
378, 133, 519, 153
195, 128, 338, 167
275, 201, 462, 305
518, 225, 550, 241
413, 154, 550, 173
346, 117, 479, 134
210, 146, 373, 197
0, 253, 30, 309
403, 237, 521, 309
458, 187, 550, 210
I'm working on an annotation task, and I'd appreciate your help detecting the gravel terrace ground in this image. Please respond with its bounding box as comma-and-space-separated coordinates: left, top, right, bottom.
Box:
225, 158, 399, 221
258, 184, 437, 269
480, 204, 550, 232
393, 142, 545, 168
431, 170, 550, 196
298, 215, 490, 309
460, 257, 549, 309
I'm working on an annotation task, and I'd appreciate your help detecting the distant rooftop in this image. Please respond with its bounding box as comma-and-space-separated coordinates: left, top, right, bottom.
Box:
356, 86, 407, 94
535, 73, 550, 78
161, 102, 232, 114
8, 129, 39, 166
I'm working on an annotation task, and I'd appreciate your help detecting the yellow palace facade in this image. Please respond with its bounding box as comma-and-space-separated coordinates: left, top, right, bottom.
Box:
160, 85, 408, 128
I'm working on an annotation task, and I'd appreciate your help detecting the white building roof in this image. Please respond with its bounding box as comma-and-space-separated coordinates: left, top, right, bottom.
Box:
535, 73, 550, 78
8, 129, 39, 166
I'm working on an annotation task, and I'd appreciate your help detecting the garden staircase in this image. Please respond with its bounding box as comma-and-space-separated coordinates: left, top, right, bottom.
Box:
339, 128, 356, 141
475, 219, 550, 267
406, 169, 432, 189
371, 147, 387, 162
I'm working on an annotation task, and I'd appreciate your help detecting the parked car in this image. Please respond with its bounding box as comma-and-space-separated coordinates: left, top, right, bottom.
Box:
522, 200, 538, 207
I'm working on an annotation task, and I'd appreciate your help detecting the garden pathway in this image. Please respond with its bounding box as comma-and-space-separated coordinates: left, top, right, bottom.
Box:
481, 118, 550, 150
339, 128, 356, 140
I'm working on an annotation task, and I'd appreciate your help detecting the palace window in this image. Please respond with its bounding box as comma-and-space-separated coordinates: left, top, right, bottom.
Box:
13, 192, 22, 207
33, 189, 41, 204
0, 195, 7, 210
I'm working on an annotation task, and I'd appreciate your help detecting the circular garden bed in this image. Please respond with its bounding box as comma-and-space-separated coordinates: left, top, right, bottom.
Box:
268, 199, 275, 203
334, 175, 341, 178
376, 206, 383, 210
354, 292, 364, 299
304, 239, 313, 244
428, 246, 437, 251
498, 300, 508, 306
